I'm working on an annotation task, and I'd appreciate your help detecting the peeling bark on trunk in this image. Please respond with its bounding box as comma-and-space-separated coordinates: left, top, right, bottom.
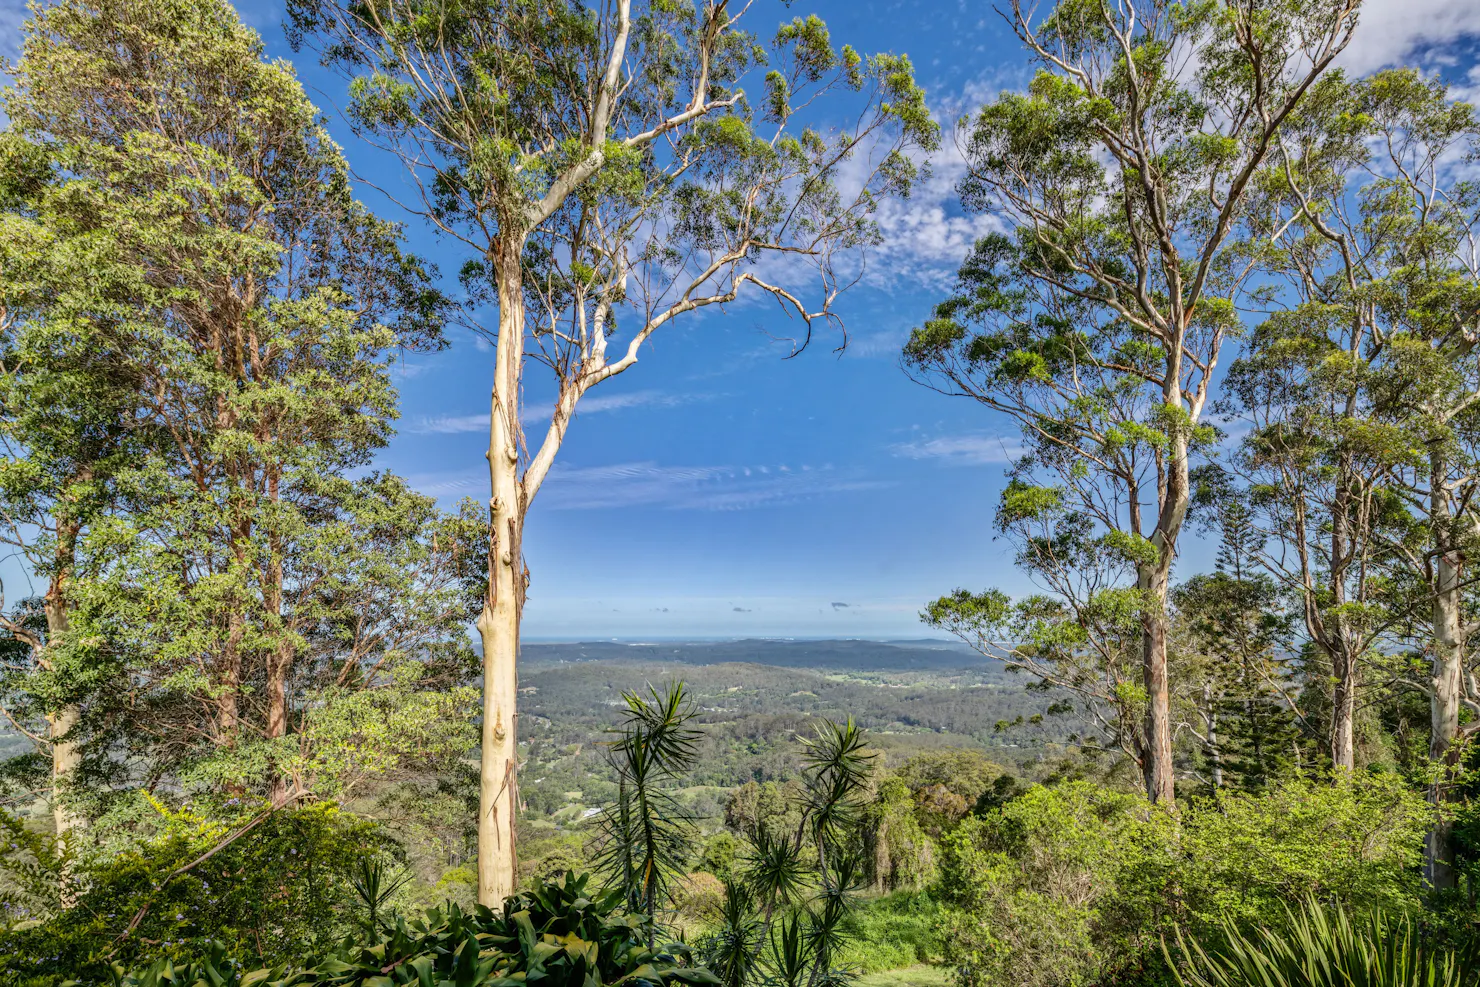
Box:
1139, 427, 1187, 809
477, 241, 527, 907
1139, 567, 1176, 806
1329, 644, 1357, 773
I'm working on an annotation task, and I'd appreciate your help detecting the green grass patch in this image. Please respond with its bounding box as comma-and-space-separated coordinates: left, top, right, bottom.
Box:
855, 965, 953, 987
838, 891, 946, 974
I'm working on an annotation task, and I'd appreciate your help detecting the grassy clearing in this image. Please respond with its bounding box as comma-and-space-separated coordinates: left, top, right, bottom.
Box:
855, 965, 953, 987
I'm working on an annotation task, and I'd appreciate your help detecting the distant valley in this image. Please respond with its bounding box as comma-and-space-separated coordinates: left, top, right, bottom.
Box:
513, 637, 1061, 825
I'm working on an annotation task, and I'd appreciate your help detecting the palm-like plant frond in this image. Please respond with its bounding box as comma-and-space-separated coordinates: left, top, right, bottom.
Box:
349, 855, 414, 936
1167, 897, 1480, 987
799, 718, 873, 859
595, 681, 702, 926
745, 827, 810, 910
707, 717, 875, 987
709, 878, 765, 987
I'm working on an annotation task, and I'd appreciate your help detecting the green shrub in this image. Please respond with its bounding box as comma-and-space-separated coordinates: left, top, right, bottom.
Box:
672, 872, 727, 932
936, 782, 1176, 987
838, 891, 945, 974
0, 802, 380, 986
94, 872, 720, 987
1177, 775, 1430, 930
933, 777, 1432, 987
1167, 898, 1480, 987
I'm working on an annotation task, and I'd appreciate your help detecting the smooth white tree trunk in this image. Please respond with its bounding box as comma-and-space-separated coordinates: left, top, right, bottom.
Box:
45, 600, 83, 906
49, 702, 82, 839
477, 251, 527, 907
45, 552, 84, 845
1427, 453, 1463, 891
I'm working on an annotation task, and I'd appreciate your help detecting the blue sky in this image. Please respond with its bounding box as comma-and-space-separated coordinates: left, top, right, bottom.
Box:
4, 0, 1479, 639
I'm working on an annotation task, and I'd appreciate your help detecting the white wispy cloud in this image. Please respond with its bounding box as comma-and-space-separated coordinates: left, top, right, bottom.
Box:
576, 389, 713, 413
840, 67, 1036, 294
390, 361, 433, 380
858, 3, 1480, 290
408, 389, 711, 434
411, 414, 488, 435
234, 0, 284, 30
842, 323, 923, 360
539, 461, 891, 512
871, 200, 1002, 288
892, 434, 1026, 466
1340, 0, 1480, 74
404, 471, 482, 498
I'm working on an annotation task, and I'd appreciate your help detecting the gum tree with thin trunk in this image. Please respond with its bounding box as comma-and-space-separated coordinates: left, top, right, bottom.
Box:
1345, 73, 1480, 892
1226, 67, 1480, 884
288, 0, 937, 903
906, 0, 1357, 806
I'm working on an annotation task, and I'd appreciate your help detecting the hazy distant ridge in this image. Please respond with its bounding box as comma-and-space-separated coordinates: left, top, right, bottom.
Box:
519, 637, 995, 674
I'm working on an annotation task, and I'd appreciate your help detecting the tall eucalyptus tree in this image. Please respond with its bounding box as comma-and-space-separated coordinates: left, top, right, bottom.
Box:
288, 0, 938, 901
907, 0, 1358, 805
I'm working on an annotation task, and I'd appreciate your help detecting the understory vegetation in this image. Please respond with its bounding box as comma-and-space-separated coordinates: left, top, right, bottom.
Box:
4, 0, 1480, 986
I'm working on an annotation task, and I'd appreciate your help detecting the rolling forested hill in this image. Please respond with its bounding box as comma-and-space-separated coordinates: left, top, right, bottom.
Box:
514, 638, 1061, 822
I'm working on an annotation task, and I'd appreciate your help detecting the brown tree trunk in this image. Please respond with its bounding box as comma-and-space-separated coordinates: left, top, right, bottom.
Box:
1139, 424, 1187, 809
477, 239, 527, 906
265, 470, 290, 803
219, 599, 244, 746
1140, 568, 1176, 806
45, 515, 85, 843
219, 503, 252, 750
266, 637, 292, 802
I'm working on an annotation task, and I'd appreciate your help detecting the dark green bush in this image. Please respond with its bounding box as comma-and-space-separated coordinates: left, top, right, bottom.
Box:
0, 803, 379, 986
934, 777, 1432, 987
92, 872, 720, 987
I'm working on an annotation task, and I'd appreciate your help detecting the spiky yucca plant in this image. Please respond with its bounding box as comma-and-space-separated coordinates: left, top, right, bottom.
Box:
1167, 898, 1479, 987
595, 683, 703, 929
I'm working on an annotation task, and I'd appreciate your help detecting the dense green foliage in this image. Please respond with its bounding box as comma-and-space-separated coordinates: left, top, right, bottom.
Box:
1169, 898, 1480, 987
0, 0, 480, 832
2, 0, 1480, 986
1, 803, 380, 984
934, 778, 1430, 987
93, 872, 720, 987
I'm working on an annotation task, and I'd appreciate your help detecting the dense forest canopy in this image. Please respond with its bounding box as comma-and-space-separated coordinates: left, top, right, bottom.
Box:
1, 1, 1480, 986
